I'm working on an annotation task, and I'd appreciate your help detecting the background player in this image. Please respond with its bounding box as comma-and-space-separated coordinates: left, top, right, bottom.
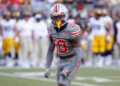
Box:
44, 4, 82, 86
102, 9, 114, 66
12, 11, 21, 66
88, 9, 107, 67
0, 11, 16, 67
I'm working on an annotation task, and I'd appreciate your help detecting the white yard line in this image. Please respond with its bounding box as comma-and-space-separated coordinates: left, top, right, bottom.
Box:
0, 72, 100, 86
14, 72, 56, 77
76, 76, 120, 83
15, 72, 120, 83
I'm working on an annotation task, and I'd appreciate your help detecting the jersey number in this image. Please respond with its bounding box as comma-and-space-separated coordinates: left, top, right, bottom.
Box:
54, 39, 67, 53
4, 26, 12, 31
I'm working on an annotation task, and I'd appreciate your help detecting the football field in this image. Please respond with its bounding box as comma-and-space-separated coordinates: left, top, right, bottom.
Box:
0, 66, 120, 86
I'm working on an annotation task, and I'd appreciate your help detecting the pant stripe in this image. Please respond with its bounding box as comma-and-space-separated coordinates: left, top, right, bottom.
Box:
72, 61, 80, 80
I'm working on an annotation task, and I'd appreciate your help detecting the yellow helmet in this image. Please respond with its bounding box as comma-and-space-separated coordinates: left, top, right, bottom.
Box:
12, 11, 20, 17
4, 11, 11, 16
94, 9, 102, 15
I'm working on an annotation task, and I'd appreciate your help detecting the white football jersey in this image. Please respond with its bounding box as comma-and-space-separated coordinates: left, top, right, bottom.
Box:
16, 19, 34, 37
33, 20, 48, 40
0, 19, 16, 38
103, 16, 114, 35
103, 16, 113, 25
89, 17, 106, 36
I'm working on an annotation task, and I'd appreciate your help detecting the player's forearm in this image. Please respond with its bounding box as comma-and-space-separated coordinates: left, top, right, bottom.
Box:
74, 47, 82, 60
46, 42, 55, 69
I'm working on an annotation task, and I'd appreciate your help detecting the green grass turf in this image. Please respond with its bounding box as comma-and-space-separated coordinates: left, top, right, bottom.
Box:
0, 67, 120, 86
0, 76, 56, 86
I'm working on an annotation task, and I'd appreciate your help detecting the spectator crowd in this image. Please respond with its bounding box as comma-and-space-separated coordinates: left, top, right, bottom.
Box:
0, 0, 120, 68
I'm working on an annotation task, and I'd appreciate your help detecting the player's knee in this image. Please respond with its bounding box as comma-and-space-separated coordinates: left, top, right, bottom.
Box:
58, 84, 66, 86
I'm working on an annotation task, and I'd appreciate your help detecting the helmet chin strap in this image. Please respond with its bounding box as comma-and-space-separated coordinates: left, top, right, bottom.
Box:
56, 21, 61, 29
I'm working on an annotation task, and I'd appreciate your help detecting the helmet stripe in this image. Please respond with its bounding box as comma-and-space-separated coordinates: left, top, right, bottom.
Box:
55, 4, 58, 13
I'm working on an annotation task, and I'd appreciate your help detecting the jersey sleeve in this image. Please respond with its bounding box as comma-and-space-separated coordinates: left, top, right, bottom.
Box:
47, 24, 53, 36
70, 24, 81, 39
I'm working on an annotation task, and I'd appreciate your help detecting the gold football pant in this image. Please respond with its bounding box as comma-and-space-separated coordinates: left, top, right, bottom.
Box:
2, 38, 14, 56
92, 36, 106, 54
14, 42, 20, 54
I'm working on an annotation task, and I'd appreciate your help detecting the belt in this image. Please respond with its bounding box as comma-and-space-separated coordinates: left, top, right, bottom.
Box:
59, 53, 75, 59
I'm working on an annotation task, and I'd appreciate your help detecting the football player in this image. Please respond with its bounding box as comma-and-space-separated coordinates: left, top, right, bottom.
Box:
44, 4, 82, 86
0, 11, 16, 67
102, 9, 114, 65
88, 9, 107, 67
12, 11, 21, 65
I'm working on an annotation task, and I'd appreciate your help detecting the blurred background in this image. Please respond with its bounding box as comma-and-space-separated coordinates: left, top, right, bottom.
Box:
0, 0, 120, 69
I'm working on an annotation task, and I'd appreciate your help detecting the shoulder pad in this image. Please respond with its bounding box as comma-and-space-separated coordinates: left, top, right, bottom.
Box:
68, 23, 81, 37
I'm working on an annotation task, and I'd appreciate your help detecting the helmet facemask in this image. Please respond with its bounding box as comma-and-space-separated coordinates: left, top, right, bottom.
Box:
51, 14, 67, 29
50, 4, 68, 29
